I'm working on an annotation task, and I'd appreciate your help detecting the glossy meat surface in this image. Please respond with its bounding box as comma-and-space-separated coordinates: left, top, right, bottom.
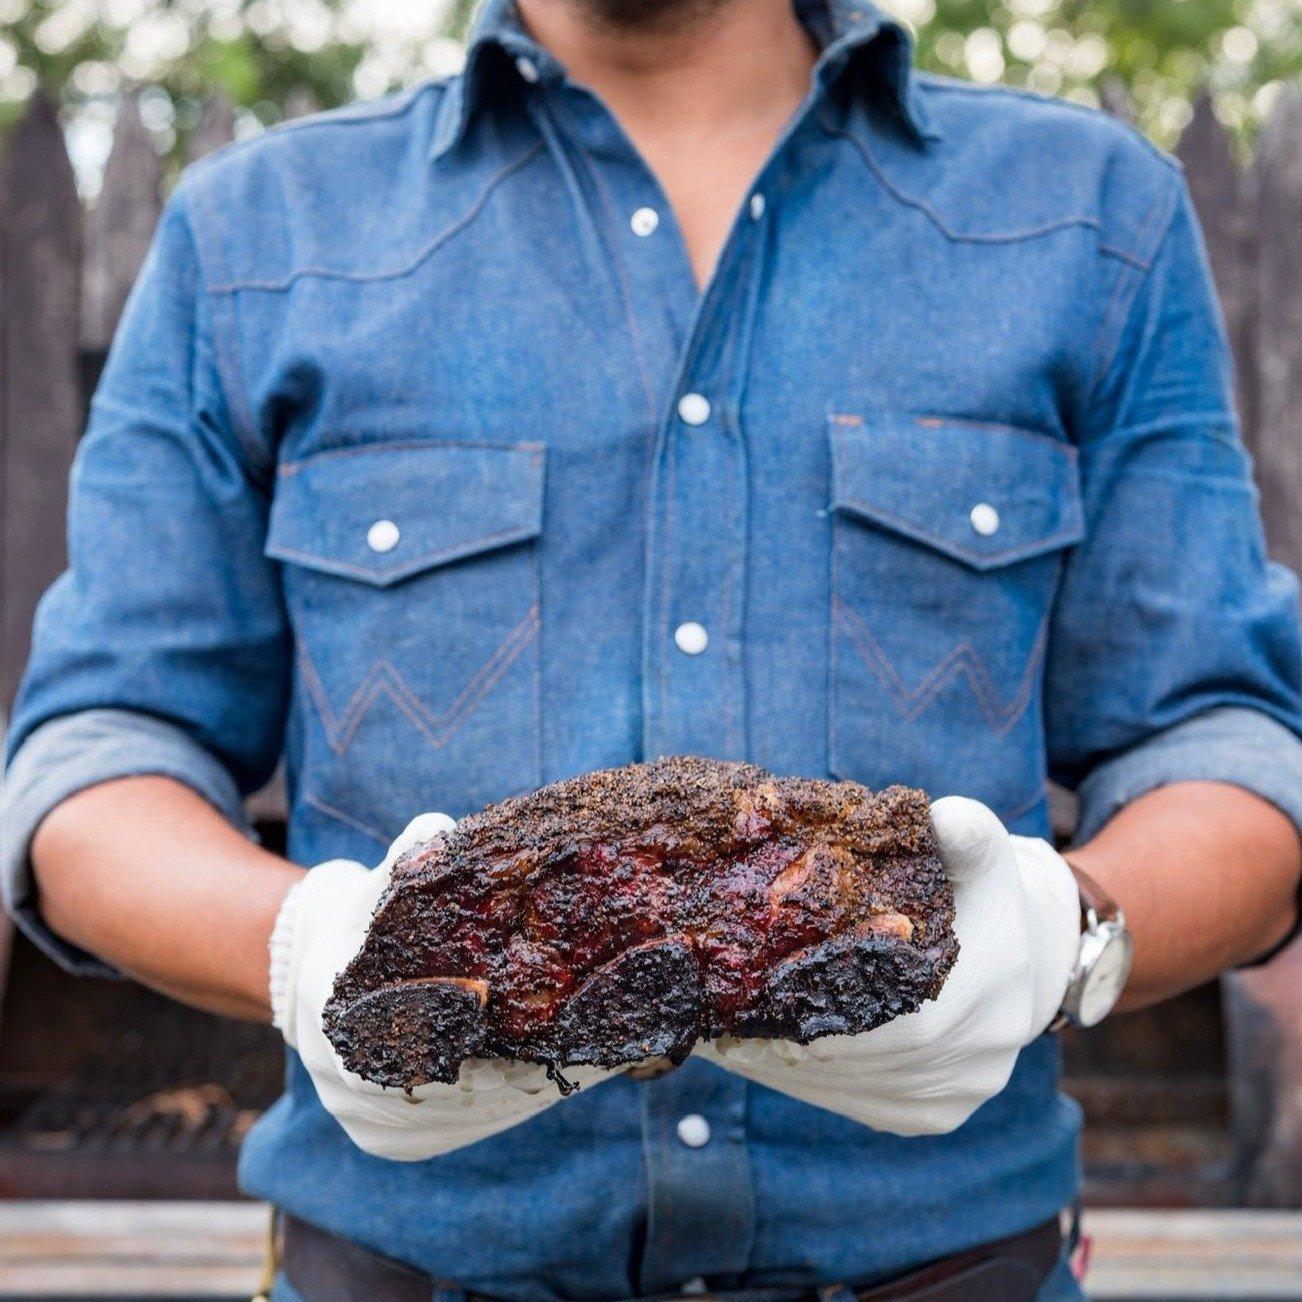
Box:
324, 757, 957, 1091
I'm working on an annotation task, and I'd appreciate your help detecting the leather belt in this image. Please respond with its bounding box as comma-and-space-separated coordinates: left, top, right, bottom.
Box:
282, 1213, 1063, 1302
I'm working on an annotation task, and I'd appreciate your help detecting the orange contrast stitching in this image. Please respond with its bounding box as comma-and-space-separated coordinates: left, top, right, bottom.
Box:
297, 609, 540, 755
834, 597, 1047, 737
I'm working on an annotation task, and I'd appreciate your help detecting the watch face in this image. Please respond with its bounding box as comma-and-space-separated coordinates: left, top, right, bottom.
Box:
1077, 930, 1134, 1027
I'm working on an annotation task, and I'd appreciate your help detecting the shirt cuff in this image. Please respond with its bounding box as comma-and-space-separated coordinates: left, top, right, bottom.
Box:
1075, 705, 1302, 964
0, 708, 252, 976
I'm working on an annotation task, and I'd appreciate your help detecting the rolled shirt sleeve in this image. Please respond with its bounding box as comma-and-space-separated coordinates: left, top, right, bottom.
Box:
1, 173, 289, 972
0, 710, 252, 975
1047, 175, 1302, 849
1075, 705, 1302, 844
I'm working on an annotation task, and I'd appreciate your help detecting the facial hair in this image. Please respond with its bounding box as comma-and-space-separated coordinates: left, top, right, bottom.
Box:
562, 0, 737, 36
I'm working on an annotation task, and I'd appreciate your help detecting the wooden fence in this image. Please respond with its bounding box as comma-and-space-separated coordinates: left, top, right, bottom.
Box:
0, 81, 1301, 1205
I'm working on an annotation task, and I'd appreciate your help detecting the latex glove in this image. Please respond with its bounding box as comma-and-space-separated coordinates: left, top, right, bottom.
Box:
695, 796, 1081, 1136
269, 813, 614, 1161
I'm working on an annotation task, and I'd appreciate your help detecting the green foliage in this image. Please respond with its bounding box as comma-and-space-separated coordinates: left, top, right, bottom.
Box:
0, 0, 1297, 168
0, 0, 372, 142
908, 0, 1301, 143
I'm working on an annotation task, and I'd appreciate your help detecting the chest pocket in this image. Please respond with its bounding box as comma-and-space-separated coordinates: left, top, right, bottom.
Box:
827, 414, 1083, 818
266, 439, 545, 834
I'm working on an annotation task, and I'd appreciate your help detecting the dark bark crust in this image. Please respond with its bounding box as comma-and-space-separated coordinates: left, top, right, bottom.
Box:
324, 758, 957, 1092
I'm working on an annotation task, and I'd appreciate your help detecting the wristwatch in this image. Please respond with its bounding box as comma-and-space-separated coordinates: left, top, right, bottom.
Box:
1050, 863, 1134, 1030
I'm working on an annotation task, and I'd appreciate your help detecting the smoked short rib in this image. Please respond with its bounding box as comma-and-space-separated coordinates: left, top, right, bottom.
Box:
323, 757, 957, 1092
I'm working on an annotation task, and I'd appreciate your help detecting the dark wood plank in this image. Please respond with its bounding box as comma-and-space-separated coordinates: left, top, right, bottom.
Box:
1099, 78, 1133, 122
1085, 1208, 1302, 1297
1251, 83, 1302, 576
1, 91, 81, 717
185, 93, 235, 164
2, 1203, 1301, 1297
0, 1200, 266, 1295
0, 81, 8, 713
80, 92, 162, 354
0, 84, 13, 1021
282, 88, 321, 120
1217, 87, 1302, 1210
1176, 94, 1257, 448
1224, 943, 1302, 1207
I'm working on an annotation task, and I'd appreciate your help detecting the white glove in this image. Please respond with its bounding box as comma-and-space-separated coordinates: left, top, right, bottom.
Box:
269, 813, 615, 1161
695, 796, 1081, 1136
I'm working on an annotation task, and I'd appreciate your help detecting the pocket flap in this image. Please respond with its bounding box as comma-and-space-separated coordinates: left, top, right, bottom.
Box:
829, 414, 1083, 570
266, 440, 545, 587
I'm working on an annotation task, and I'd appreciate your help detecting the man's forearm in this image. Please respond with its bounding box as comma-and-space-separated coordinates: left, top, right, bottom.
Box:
1067, 780, 1301, 1013
30, 776, 304, 1021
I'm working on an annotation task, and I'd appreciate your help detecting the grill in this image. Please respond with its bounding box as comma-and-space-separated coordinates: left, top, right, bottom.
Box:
0, 916, 1235, 1204
0, 937, 281, 1200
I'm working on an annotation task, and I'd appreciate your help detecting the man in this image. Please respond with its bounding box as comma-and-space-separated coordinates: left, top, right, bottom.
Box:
3, 0, 1300, 1296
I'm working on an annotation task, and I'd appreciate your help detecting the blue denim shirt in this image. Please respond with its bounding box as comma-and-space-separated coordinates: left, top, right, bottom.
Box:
5, 0, 1302, 1297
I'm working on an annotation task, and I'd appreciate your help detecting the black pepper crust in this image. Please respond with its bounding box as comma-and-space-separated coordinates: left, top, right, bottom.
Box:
323, 757, 957, 1092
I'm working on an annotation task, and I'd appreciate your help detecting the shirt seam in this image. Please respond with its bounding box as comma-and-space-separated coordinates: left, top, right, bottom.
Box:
822, 117, 1154, 269
913, 72, 1185, 171
185, 81, 443, 174
205, 142, 545, 294
278, 438, 545, 473
834, 499, 1084, 566
267, 526, 540, 582
1081, 170, 1184, 420
183, 177, 269, 479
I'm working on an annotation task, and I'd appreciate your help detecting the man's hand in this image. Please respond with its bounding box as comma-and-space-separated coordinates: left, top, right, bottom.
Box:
271, 813, 618, 1160
695, 797, 1080, 1135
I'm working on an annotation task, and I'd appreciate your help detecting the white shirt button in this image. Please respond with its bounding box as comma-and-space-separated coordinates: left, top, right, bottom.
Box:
515, 55, 540, 83
749, 192, 766, 220
630, 207, 659, 237
674, 622, 709, 656
366, 519, 401, 554
969, 502, 1001, 537
681, 1279, 708, 1295
677, 392, 711, 426
676, 1113, 711, 1148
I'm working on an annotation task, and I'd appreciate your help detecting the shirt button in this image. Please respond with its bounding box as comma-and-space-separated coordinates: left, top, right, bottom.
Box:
630, 206, 659, 236
674, 622, 709, 656
677, 392, 711, 426
969, 502, 1000, 537
681, 1279, 709, 1295
515, 55, 540, 83
366, 519, 401, 553
749, 192, 766, 220
676, 1113, 711, 1147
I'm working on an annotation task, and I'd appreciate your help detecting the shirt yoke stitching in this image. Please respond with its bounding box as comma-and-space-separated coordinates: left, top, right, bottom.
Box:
824, 120, 1153, 270
1083, 171, 1182, 408
205, 141, 545, 293
185, 80, 445, 176
184, 178, 268, 479
913, 72, 1182, 173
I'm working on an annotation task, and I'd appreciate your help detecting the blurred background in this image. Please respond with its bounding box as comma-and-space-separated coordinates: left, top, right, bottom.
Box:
0, 0, 1300, 1297
0, 0, 1300, 193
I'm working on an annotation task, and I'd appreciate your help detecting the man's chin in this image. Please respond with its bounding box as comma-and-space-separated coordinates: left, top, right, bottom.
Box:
566, 0, 733, 35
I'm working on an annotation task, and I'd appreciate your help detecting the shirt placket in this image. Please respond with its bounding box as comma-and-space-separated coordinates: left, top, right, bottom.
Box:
536, 76, 764, 767
642, 253, 761, 767
612, 134, 776, 1297
531, 72, 777, 1289
639, 1060, 757, 1294
636, 179, 773, 772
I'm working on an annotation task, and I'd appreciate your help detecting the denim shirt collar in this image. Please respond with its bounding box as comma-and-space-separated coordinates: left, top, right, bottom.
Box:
428, 0, 940, 162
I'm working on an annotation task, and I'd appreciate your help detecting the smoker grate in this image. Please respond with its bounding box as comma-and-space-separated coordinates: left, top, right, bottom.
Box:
0, 1007, 282, 1199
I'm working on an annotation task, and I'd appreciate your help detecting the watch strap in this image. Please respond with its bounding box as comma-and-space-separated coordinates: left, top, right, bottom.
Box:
1050, 859, 1129, 1032
1063, 860, 1124, 928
